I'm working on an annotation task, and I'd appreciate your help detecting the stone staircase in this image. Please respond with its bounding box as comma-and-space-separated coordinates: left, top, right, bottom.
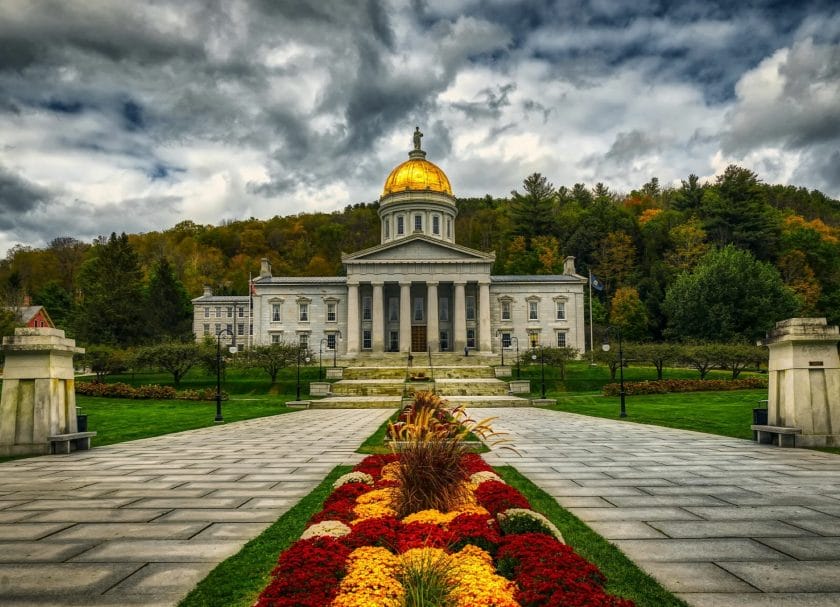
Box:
309, 353, 531, 409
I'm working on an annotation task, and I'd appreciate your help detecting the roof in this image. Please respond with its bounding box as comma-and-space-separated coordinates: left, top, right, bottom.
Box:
191, 295, 250, 303
254, 276, 348, 285
342, 233, 495, 263
491, 274, 586, 283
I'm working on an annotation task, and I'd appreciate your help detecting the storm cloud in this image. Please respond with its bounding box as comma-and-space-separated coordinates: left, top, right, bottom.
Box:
0, 0, 838, 255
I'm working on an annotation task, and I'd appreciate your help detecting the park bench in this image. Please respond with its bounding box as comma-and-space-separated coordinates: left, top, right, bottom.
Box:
48, 431, 97, 454
751, 424, 801, 448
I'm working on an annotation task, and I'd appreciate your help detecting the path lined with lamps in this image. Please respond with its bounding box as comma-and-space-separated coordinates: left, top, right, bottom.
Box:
0, 408, 392, 607
480, 407, 840, 607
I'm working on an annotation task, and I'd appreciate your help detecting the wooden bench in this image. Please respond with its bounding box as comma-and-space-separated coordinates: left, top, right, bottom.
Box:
751, 424, 801, 448
48, 431, 97, 454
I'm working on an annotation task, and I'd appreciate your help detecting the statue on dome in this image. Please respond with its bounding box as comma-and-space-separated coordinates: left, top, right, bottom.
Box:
413, 126, 423, 150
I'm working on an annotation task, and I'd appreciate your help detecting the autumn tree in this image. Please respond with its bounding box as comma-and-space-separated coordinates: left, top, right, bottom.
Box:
592, 231, 636, 293
609, 286, 649, 341
665, 219, 710, 274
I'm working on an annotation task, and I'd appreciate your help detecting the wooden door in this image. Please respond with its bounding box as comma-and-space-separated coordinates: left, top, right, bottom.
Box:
411, 326, 427, 352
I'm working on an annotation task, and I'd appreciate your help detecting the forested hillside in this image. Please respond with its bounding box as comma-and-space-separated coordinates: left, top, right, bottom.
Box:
2, 164, 838, 345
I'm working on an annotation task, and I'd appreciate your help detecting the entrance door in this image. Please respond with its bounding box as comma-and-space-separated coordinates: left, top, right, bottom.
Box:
389, 331, 399, 352
411, 326, 427, 352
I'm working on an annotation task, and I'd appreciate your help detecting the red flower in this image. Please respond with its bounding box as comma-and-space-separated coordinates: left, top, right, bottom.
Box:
474, 480, 531, 515
461, 453, 494, 475
309, 497, 357, 524
397, 522, 454, 551
353, 454, 398, 479
342, 516, 404, 551
448, 512, 501, 554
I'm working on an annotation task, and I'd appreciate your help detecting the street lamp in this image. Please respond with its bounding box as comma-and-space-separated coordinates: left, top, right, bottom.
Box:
296, 345, 311, 400
530, 344, 546, 399
215, 327, 237, 423
510, 336, 520, 379
602, 326, 627, 418
319, 338, 328, 380
496, 330, 505, 366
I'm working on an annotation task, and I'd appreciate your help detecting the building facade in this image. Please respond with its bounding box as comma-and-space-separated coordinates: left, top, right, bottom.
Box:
193, 130, 587, 357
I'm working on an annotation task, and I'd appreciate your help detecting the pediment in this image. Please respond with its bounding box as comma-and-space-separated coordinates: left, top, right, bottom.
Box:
343, 236, 494, 263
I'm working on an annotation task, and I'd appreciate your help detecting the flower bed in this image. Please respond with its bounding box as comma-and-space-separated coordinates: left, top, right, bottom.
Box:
602, 377, 767, 396
254, 453, 634, 607
75, 381, 223, 401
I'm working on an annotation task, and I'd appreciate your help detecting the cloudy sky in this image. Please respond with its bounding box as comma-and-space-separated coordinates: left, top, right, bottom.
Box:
1, 0, 839, 255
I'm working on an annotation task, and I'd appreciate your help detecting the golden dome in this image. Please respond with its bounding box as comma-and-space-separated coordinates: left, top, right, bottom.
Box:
382, 157, 453, 197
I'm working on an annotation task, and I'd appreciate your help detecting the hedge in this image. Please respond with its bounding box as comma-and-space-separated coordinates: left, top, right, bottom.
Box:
602, 377, 767, 396
75, 381, 224, 401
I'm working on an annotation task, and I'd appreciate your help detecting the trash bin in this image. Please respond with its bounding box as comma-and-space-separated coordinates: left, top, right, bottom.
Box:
752, 408, 767, 425
77, 414, 88, 432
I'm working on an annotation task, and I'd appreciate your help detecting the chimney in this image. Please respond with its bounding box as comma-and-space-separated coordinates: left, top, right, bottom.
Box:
203, 285, 213, 297
260, 258, 272, 278
563, 256, 577, 275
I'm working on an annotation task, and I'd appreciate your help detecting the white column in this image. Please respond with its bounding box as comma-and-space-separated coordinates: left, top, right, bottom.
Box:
372, 281, 384, 352
346, 282, 360, 354
478, 281, 491, 353
427, 281, 439, 353
453, 281, 466, 352
399, 281, 412, 353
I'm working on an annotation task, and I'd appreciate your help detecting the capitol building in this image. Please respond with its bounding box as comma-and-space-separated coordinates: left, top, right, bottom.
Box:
193, 129, 587, 357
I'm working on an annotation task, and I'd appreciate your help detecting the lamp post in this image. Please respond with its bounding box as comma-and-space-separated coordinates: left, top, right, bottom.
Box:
511, 336, 520, 379
215, 327, 236, 423
319, 338, 328, 380
296, 345, 311, 400
496, 330, 505, 366
332, 330, 342, 368
602, 326, 627, 418
530, 345, 546, 398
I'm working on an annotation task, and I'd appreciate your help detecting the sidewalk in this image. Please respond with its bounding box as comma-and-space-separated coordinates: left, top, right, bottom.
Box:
0, 409, 392, 606
480, 407, 840, 607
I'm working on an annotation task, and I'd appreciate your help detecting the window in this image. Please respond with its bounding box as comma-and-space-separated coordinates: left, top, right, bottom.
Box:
440, 331, 449, 350
226, 323, 233, 334
556, 332, 567, 347
271, 334, 281, 344
466, 296, 476, 321
299, 303, 309, 322
215, 323, 221, 334
384, 219, 390, 239
439, 297, 449, 321
362, 296, 372, 321
529, 301, 539, 321
501, 300, 511, 321
466, 328, 476, 349
327, 302, 337, 322
446, 218, 451, 238
215, 306, 221, 318
529, 332, 539, 348
327, 333, 337, 350
203, 323, 210, 335
204, 307, 209, 318
237, 323, 244, 336
397, 215, 405, 235
432, 215, 440, 235
502, 332, 511, 348
414, 214, 422, 231
272, 304, 281, 322
299, 333, 309, 349
238, 307, 245, 318
389, 297, 399, 321
413, 297, 424, 321
227, 307, 233, 318
556, 301, 566, 320
362, 329, 372, 349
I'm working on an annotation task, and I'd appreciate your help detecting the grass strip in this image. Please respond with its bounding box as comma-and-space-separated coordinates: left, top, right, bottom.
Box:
356, 408, 401, 454
496, 466, 689, 607
178, 465, 352, 607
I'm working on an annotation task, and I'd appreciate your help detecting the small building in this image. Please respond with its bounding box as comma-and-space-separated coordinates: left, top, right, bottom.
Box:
192, 129, 587, 357
13, 306, 55, 329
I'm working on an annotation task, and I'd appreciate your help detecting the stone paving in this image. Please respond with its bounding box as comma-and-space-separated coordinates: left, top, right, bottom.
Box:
0, 408, 392, 606
479, 407, 840, 607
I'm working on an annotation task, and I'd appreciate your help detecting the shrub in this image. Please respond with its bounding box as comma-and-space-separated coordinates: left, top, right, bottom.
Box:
498, 508, 564, 541
602, 377, 767, 396
398, 548, 457, 607
474, 480, 531, 516
75, 381, 223, 401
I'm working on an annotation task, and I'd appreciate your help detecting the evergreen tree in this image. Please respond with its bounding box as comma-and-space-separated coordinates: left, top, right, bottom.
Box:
509, 173, 556, 242
33, 281, 73, 330
147, 257, 193, 341
74, 233, 147, 346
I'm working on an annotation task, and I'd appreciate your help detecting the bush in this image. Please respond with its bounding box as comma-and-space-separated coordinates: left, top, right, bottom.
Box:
602, 377, 767, 396
497, 508, 564, 541
75, 381, 224, 401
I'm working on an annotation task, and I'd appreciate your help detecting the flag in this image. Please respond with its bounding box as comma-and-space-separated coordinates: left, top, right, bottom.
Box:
590, 275, 604, 291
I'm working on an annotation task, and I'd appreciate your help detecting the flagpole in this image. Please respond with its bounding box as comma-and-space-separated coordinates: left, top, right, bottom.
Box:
589, 269, 594, 364
248, 271, 253, 350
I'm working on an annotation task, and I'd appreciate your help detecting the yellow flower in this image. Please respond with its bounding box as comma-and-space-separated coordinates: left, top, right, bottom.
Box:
332, 546, 404, 607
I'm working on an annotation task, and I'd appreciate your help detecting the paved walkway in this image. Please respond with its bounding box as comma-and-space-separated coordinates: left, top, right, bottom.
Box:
0, 409, 392, 607
480, 407, 840, 607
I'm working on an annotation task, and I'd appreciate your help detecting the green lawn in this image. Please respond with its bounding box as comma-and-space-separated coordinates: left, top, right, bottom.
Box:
76, 395, 296, 447
542, 389, 767, 440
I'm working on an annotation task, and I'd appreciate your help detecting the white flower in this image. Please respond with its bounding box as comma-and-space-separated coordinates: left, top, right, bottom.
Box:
300, 520, 352, 540
332, 471, 374, 490
469, 471, 503, 486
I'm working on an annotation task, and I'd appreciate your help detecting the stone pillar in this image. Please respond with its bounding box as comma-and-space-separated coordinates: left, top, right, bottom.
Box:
0, 328, 84, 456
372, 281, 384, 352
346, 282, 360, 354
427, 281, 439, 353
478, 281, 492, 353
453, 281, 466, 352
399, 281, 412, 353
766, 317, 840, 447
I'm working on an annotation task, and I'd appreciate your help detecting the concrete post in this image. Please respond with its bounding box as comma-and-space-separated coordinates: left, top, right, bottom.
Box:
766, 317, 840, 447
399, 282, 412, 353
427, 282, 439, 353
453, 281, 466, 352
0, 328, 84, 456
346, 283, 360, 354
478, 281, 492, 353
371, 282, 384, 352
